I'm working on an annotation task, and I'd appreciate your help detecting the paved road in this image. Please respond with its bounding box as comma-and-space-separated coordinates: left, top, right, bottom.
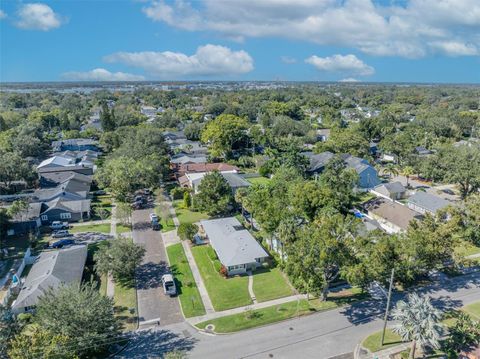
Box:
132, 208, 183, 328
117, 271, 480, 359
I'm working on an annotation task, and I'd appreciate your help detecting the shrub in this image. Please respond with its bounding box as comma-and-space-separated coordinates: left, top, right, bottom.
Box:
183, 191, 191, 208
177, 223, 198, 241
213, 259, 222, 272
206, 246, 217, 261
219, 265, 228, 278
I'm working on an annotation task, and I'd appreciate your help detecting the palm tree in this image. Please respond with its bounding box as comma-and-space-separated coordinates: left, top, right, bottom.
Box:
384, 163, 399, 179
392, 293, 443, 359
402, 166, 415, 188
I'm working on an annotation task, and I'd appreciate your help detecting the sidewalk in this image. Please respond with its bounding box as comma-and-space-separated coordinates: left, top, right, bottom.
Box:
106, 202, 117, 298
357, 342, 411, 359
187, 293, 307, 325
182, 240, 215, 315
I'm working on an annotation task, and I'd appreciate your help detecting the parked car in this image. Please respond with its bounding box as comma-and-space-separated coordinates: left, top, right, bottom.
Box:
161, 274, 177, 296
52, 230, 72, 238
143, 188, 152, 196
442, 189, 456, 195
134, 195, 146, 204
149, 213, 159, 222
50, 221, 69, 230
94, 190, 106, 195
151, 219, 160, 230
51, 239, 75, 248
131, 201, 143, 210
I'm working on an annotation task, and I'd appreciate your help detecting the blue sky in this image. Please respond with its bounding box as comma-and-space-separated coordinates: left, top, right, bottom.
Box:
1, 0, 479, 83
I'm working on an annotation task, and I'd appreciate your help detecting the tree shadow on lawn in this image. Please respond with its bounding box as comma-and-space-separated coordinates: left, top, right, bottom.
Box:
119, 329, 197, 358
135, 261, 170, 290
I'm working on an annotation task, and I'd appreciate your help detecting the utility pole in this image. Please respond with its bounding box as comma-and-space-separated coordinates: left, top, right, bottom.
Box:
381, 268, 395, 346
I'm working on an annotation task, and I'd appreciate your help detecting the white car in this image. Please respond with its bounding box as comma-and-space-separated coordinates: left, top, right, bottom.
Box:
149, 213, 159, 222
50, 221, 68, 230
161, 274, 177, 296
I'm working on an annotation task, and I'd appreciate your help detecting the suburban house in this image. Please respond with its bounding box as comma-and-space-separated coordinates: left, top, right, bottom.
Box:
51, 138, 99, 152
407, 191, 451, 215
168, 138, 208, 154
304, 151, 381, 188
364, 197, 422, 233
11, 245, 88, 314
170, 153, 208, 166
37, 156, 94, 176
39, 171, 93, 188
371, 181, 407, 201
163, 130, 186, 142
40, 197, 91, 223
173, 163, 239, 179
4, 202, 42, 236
179, 171, 250, 194
414, 146, 433, 157
200, 217, 269, 275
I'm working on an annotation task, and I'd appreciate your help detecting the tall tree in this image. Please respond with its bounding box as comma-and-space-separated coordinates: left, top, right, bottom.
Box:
392, 293, 443, 359
193, 171, 233, 216
100, 102, 115, 132
34, 282, 121, 358
200, 114, 249, 159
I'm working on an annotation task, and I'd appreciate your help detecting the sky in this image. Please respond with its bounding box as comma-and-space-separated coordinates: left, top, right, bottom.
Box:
0, 0, 479, 83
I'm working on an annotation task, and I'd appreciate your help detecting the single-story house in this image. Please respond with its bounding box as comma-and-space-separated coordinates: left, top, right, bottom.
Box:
371, 181, 407, 201
200, 217, 269, 275
11, 245, 88, 314
304, 151, 381, 189
173, 163, 239, 179
407, 191, 451, 216
364, 197, 422, 233
33, 177, 91, 203
5, 202, 42, 236
170, 153, 208, 165
167, 138, 208, 154
40, 198, 91, 223
414, 146, 433, 157
180, 171, 250, 194
40, 171, 93, 188
163, 130, 186, 142
37, 156, 94, 176
52, 138, 99, 152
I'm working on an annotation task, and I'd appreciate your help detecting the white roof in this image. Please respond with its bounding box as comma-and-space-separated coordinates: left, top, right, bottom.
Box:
201, 217, 269, 267
37, 156, 75, 169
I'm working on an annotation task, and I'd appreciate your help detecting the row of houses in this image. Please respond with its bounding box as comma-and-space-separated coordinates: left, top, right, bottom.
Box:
2, 139, 100, 236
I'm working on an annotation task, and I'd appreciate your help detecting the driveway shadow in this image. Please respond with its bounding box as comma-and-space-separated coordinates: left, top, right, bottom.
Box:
116, 329, 197, 358
136, 261, 170, 290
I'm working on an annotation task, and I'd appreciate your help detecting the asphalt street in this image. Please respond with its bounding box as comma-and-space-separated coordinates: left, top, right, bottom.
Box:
132, 207, 183, 328
117, 270, 480, 359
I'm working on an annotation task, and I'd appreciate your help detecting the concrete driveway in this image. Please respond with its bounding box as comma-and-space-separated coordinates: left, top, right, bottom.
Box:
132, 208, 183, 328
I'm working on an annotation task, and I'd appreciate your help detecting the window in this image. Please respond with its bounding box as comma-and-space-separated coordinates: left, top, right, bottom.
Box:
41, 215, 48, 221
60, 212, 71, 219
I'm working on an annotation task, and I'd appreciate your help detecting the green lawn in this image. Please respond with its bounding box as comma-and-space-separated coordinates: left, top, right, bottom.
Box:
166, 243, 206, 317
455, 241, 480, 257
160, 217, 176, 232
191, 245, 251, 311
197, 288, 368, 333
116, 224, 132, 234
246, 176, 271, 185
70, 223, 111, 233
91, 194, 113, 220
252, 267, 294, 302
173, 200, 209, 225
114, 282, 138, 331
362, 329, 403, 353
464, 301, 480, 319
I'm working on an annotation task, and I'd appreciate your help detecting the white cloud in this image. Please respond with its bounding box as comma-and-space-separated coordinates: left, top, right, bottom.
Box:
306, 54, 374, 76
104, 44, 254, 78
280, 56, 297, 64
428, 41, 478, 56
62, 68, 145, 81
141, 0, 480, 58
339, 78, 360, 82
0, 10, 7, 19
16, 3, 63, 31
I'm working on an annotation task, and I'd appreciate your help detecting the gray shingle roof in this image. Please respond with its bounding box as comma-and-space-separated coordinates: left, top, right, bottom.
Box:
12, 245, 87, 311
407, 192, 450, 214
374, 181, 406, 195
201, 217, 269, 267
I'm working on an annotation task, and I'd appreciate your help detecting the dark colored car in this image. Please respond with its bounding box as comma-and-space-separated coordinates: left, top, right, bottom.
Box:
442, 189, 456, 195
51, 239, 75, 249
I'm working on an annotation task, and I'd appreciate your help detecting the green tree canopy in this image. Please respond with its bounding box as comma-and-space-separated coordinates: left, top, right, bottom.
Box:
194, 171, 233, 216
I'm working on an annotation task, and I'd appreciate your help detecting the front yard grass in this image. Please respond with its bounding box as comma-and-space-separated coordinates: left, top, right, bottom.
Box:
362, 329, 403, 353
91, 194, 113, 220
70, 223, 111, 233
464, 301, 480, 319
173, 200, 209, 225
166, 243, 206, 317
197, 288, 368, 333
252, 267, 294, 302
116, 224, 132, 234
191, 245, 251, 311
455, 241, 480, 257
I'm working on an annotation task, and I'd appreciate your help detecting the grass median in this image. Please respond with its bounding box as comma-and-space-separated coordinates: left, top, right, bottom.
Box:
196, 287, 368, 333
167, 243, 206, 318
